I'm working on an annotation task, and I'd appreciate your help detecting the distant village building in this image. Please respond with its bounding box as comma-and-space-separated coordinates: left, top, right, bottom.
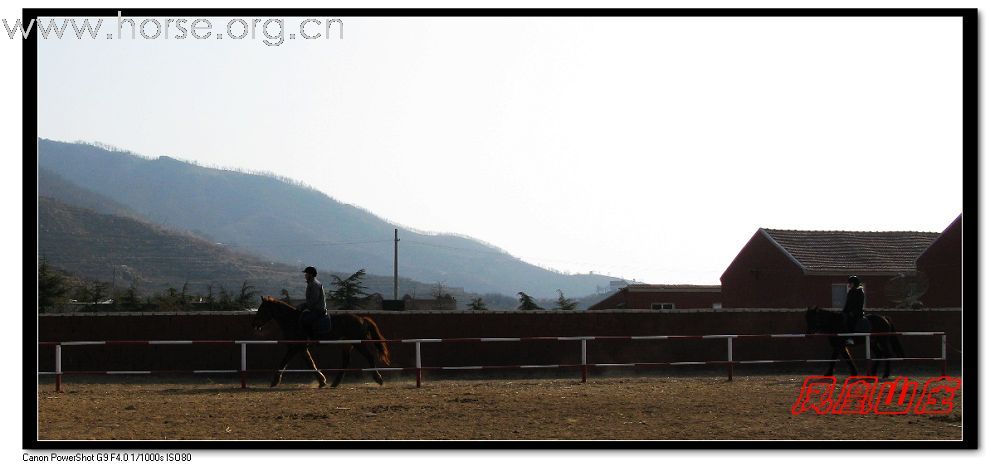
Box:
916, 215, 962, 308
588, 284, 722, 310
720, 228, 941, 309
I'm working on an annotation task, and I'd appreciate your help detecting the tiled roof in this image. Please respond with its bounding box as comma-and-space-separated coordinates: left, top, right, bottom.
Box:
626, 284, 721, 292
761, 229, 940, 273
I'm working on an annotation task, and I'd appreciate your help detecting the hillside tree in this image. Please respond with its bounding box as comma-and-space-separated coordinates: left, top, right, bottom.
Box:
517, 292, 543, 311
204, 284, 216, 307
329, 269, 369, 310
467, 297, 488, 311
37, 260, 70, 312
554, 289, 578, 310
216, 285, 234, 310
432, 282, 450, 299
237, 281, 257, 309
118, 279, 141, 311
87, 281, 110, 304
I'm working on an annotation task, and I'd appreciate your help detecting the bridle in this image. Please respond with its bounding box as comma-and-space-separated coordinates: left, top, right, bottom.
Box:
250, 304, 270, 334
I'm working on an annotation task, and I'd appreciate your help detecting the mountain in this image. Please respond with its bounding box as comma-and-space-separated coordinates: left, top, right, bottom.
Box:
38, 167, 140, 219
37, 195, 301, 296
37, 139, 623, 298
37, 196, 506, 307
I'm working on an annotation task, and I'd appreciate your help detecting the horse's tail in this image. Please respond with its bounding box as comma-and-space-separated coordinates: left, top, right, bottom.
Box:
363, 317, 391, 366
888, 318, 905, 358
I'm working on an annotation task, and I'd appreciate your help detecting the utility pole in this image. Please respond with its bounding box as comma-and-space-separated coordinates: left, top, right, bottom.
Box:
394, 228, 399, 300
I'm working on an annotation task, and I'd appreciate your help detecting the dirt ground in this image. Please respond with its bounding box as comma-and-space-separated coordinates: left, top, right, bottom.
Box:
36, 374, 963, 441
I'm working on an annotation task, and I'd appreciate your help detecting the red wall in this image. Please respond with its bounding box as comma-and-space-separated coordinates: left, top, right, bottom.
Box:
624, 291, 720, 309
591, 290, 721, 310
721, 231, 917, 309
917, 216, 962, 308
801, 275, 897, 309
37, 309, 961, 378
721, 231, 806, 308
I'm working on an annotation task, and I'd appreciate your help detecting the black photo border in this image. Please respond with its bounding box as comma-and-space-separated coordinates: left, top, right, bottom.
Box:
22, 7, 979, 450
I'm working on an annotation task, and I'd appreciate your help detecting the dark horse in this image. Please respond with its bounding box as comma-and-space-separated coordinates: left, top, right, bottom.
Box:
805, 306, 905, 378
251, 296, 391, 388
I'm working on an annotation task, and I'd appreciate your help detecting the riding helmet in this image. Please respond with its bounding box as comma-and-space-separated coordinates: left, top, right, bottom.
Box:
302, 266, 318, 275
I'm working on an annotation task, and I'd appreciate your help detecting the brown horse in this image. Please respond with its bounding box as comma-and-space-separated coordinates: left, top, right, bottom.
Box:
251, 296, 391, 388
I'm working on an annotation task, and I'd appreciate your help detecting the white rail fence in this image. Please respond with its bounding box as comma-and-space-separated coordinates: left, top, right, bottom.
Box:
38, 331, 948, 392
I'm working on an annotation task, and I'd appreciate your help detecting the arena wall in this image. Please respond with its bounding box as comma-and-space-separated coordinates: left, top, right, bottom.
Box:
37, 309, 962, 377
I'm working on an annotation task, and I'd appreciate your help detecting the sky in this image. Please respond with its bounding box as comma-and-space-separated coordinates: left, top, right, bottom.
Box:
35, 15, 964, 285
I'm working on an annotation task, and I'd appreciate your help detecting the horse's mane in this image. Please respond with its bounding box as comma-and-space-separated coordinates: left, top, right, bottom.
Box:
261, 295, 297, 313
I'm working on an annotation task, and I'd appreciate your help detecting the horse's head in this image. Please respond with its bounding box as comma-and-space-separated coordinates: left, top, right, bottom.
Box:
251, 296, 281, 332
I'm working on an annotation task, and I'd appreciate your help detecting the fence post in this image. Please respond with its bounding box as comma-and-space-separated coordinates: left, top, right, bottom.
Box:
865, 334, 872, 375
240, 343, 247, 389
726, 337, 733, 382
415, 341, 422, 388
581, 339, 588, 383
55, 344, 63, 393
941, 334, 948, 376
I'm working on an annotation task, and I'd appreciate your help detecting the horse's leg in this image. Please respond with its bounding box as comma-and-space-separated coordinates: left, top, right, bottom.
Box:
868, 340, 881, 377
330, 347, 352, 388
271, 345, 304, 387
354, 343, 384, 386
881, 337, 893, 379
303, 347, 327, 388
824, 346, 839, 376
841, 346, 859, 376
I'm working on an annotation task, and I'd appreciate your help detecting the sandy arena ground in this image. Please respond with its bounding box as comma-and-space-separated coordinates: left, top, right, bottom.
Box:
36, 374, 963, 441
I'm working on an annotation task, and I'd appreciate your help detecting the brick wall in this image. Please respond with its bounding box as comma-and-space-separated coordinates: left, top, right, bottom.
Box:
37, 309, 962, 377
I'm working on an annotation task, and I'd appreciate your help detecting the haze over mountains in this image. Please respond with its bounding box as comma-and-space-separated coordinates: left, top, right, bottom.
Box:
37, 195, 302, 295
37, 139, 627, 300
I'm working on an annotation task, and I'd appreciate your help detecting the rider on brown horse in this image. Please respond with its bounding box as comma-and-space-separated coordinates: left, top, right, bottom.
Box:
298, 266, 329, 338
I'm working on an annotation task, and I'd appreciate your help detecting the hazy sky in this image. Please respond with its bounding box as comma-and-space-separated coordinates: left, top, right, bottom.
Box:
36, 15, 964, 284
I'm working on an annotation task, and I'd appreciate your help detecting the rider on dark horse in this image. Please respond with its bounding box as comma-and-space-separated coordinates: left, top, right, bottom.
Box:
843, 275, 865, 345
298, 266, 328, 339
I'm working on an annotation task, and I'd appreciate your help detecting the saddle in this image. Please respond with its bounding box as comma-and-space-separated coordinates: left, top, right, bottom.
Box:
302, 313, 333, 339
851, 314, 873, 333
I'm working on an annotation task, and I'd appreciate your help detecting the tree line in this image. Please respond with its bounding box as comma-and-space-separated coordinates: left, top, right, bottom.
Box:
38, 261, 583, 312
37, 259, 258, 312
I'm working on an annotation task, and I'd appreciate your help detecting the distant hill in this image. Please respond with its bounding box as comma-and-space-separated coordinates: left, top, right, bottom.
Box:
37, 196, 302, 297
37, 139, 624, 298
37, 195, 521, 308
38, 167, 140, 219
